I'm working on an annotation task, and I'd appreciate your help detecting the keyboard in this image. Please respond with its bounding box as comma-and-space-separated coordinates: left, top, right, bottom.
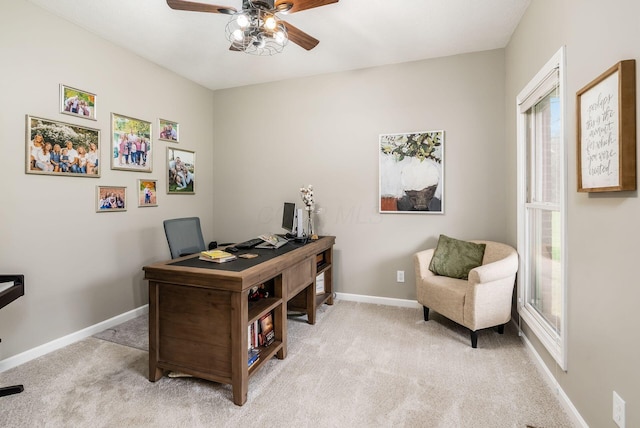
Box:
234, 238, 264, 249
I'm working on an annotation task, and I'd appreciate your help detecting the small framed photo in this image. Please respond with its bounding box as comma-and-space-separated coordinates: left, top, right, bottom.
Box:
111, 113, 152, 173
167, 147, 195, 194
138, 179, 158, 207
159, 118, 179, 143
96, 186, 126, 212
26, 115, 101, 177
60, 84, 97, 120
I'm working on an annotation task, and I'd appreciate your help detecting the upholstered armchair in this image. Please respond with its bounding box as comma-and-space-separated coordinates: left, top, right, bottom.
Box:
414, 238, 518, 348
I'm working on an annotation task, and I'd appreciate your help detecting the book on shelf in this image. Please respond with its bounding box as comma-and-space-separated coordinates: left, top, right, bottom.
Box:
315, 272, 325, 295
248, 348, 260, 367
258, 312, 275, 347
199, 249, 237, 263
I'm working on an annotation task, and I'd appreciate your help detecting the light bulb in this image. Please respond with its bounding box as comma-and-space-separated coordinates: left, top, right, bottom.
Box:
232, 29, 243, 41
236, 14, 249, 28
275, 31, 286, 44
264, 15, 276, 30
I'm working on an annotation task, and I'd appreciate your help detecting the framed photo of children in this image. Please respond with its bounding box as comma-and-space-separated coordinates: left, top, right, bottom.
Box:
111, 113, 152, 173
158, 118, 179, 143
167, 147, 195, 194
26, 115, 101, 178
138, 179, 158, 207
96, 186, 126, 212
60, 84, 96, 120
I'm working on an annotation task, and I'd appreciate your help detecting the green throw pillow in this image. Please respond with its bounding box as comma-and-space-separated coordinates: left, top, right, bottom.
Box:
428, 235, 486, 280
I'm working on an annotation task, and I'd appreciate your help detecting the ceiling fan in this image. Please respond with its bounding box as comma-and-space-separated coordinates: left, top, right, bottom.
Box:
166, 0, 339, 55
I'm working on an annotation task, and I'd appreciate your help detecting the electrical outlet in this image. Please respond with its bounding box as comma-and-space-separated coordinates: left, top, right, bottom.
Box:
396, 270, 405, 283
613, 391, 625, 428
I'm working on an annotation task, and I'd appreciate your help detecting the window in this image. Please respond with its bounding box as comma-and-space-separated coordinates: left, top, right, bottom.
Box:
516, 47, 567, 370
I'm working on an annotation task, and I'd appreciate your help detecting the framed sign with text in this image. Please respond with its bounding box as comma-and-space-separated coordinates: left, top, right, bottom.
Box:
576, 60, 636, 192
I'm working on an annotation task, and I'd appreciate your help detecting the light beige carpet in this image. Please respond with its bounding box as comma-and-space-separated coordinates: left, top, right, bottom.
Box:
1, 301, 575, 427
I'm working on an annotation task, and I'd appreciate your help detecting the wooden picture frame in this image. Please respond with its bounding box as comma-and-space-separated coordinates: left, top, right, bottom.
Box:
111, 113, 152, 173
577, 60, 636, 192
167, 147, 195, 194
379, 130, 444, 213
26, 115, 101, 177
60, 84, 97, 121
138, 179, 158, 207
96, 186, 126, 212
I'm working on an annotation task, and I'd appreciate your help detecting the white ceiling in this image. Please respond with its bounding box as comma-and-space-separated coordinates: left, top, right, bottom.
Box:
26, 0, 530, 91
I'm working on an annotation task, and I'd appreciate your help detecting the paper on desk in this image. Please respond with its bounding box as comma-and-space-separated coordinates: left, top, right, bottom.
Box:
0, 282, 14, 293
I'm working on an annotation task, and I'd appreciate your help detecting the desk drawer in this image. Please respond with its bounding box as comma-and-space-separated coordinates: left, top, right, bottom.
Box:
285, 257, 314, 297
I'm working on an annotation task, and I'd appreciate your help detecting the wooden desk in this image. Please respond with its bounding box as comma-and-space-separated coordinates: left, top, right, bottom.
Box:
143, 236, 334, 406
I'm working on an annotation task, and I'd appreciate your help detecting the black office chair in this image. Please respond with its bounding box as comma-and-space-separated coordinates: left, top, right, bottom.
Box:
0, 274, 25, 397
163, 217, 217, 259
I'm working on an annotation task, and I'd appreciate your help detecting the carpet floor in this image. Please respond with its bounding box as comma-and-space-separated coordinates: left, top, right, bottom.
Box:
1, 300, 576, 427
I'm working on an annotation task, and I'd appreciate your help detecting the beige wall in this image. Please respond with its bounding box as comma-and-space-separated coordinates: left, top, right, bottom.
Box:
505, 1, 640, 426
211, 49, 508, 300
0, 1, 215, 358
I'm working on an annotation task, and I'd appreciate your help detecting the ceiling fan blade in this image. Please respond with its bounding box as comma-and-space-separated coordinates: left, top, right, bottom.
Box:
276, 0, 338, 14
281, 21, 319, 50
166, 0, 236, 14
229, 42, 244, 51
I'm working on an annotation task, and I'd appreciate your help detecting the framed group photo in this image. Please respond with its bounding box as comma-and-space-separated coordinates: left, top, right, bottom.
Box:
26, 115, 101, 178
159, 118, 179, 143
167, 147, 195, 194
379, 130, 444, 213
111, 113, 152, 173
60, 84, 96, 120
96, 186, 126, 212
138, 179, 158, 207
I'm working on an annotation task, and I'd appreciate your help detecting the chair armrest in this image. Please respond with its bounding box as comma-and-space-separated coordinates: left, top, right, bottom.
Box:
414, 249, 436, 279
468, 251, 518, 285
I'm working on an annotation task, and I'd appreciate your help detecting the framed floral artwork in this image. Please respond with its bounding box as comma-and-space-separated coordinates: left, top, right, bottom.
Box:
379, 130, 444, 214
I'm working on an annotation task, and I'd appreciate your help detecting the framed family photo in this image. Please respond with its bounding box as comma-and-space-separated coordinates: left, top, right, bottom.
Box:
379, 130, 444, 214
159, 118, 179, 143
138, 179, 158, 207
96, 186, 126, 212
167, 147, 195, 194
60, 84, 96, 120
111, 113, 152, 173
26, 115, 101, 178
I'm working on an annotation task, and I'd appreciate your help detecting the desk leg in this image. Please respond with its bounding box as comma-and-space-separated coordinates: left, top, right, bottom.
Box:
306, 284, 316, 325
230, 290, 248, 406
148, 282, 162, 382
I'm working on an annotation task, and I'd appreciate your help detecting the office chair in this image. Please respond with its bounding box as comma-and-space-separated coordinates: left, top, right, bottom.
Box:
163, 217, 216, 259
0, 274, 25, 397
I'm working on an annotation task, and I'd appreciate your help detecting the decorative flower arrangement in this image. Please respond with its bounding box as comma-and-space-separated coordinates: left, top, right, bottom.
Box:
299, 184, 314, 211
299, 184, 317, 239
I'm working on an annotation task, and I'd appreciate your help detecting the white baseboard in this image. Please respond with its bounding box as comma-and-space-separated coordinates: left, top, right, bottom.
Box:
0, 305, 148, 373
516, 321, 588, 428
335, 292, 422, 309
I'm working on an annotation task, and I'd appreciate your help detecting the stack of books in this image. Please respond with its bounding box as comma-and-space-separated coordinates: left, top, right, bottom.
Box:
199, 249, 237, 263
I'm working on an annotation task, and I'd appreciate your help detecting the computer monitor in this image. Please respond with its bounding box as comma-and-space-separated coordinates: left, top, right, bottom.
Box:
282, 202, 296, 234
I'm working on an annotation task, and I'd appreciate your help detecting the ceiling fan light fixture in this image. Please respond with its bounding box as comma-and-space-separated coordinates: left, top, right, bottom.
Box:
225, 8, 288, 55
